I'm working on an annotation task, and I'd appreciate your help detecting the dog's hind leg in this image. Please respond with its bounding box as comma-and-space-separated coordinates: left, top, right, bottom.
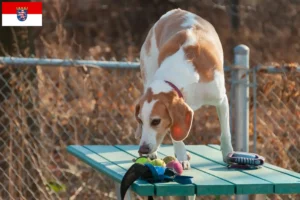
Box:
216, 95, 234, 163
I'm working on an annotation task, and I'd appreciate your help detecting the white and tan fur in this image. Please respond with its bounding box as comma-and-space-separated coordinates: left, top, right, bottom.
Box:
135, 9, 234, 169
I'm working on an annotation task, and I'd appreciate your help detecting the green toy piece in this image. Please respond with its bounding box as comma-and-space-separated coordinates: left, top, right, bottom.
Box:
134, 156, 151, 164
150, 159, 166, 167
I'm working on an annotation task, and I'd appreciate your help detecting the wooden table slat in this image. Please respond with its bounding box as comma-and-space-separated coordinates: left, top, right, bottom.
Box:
67, 144, 300, 197
67, 145, 154, 196
189, 145, 300, 194
159, 146, 272, 195
208, 144, 300, 180
156, 146, 235, 195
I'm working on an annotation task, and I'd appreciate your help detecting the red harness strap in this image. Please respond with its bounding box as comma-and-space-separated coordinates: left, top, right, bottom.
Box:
164, 80, 184, 99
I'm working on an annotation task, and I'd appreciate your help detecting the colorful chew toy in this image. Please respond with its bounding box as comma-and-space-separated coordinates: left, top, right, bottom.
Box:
226, 152, 265, 169
120, 163, 193, 200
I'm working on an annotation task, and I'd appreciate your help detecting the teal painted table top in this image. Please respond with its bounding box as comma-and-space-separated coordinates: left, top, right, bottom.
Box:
67, 144, 300, 196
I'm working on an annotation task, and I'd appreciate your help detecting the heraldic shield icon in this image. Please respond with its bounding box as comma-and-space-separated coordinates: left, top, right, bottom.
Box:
16, 8, 28, 21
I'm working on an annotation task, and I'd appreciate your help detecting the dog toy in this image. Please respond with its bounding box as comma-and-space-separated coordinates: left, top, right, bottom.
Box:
163, 156, 177, 164
166, 160, 183, 175
120, 163, 193, 200
133, 157, 166, 166
134, 156, 151, 164
150, 159, 166, 167
226, 152, 265, 169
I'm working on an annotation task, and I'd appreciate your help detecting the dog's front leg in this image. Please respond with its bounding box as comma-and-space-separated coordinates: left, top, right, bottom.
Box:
216, 95, 234, 163
172, 140, 191, 169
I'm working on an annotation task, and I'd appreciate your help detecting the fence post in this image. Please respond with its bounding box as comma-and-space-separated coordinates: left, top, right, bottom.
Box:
233, 44, 250, 152
233, 45, 250, 200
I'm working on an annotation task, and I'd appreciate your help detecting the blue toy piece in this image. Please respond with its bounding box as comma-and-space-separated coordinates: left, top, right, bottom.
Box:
120, 163, 193, 200
226, 152, 265, 169
174, 175, 193, 184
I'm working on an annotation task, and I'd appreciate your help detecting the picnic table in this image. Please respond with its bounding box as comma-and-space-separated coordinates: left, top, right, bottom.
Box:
67, 144, 300, 199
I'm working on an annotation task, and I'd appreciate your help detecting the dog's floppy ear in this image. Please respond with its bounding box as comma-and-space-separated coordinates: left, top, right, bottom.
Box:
168, 98, 193, 141
133, 89, 152, 139
135, 124, 142, 139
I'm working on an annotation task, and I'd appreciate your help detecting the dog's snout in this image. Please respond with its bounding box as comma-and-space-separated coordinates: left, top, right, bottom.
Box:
138, 144, 151, 154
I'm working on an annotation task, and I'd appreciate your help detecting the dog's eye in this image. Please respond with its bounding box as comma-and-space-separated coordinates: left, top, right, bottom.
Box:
151, 119, 161, 126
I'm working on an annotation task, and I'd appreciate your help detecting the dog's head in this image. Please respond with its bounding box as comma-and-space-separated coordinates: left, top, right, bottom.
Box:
134, 88, 193, 155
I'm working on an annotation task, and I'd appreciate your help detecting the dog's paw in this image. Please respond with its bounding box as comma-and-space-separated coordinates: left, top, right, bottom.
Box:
148, 152, 158, 160
175, 152, 191, 161
179, 160, 191, 170
221, 144, 234, 163
186, 152, 191, 161
175, 152, 191, 169
222, 154, 230, 163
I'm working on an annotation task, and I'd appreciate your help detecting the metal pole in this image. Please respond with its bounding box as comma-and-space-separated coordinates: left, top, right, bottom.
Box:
234, 44, 250, 152
253, 66, 257, 153
115, 182, 131, 200
230, 0, 240, 31
234, 45, 250, 200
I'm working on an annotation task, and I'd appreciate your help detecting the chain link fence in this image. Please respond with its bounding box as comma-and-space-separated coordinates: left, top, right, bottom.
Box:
254, 64, 300, 169
252, 64, 300, 200
1, 0, 300, 199
0, 56, 299, 200
0, 59, 144, 200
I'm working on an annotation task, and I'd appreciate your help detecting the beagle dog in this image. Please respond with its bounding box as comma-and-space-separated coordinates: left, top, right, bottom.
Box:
135, 9, 234, 169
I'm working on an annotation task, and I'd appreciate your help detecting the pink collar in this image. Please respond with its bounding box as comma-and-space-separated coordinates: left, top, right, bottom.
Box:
164, 80, 184, 99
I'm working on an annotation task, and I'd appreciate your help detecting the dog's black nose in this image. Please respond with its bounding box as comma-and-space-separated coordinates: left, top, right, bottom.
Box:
138, 144, 150, 154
